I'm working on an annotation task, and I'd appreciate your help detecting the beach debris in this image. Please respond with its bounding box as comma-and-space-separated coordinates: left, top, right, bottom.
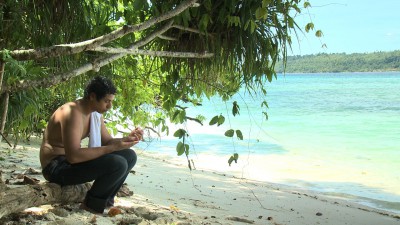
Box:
175, 221, 191, 225
24, 167, 41, 175
6, 173, 40, 185
117, 214, 143, 224
170, 205, 179, 212
89, 215, 97, 223
117, 183, 133, 197
50, 207, 69, 217
134, 206, 160, 220
226, 216, 255, 224
108, 207, 122, 217
23, 175, 40, 185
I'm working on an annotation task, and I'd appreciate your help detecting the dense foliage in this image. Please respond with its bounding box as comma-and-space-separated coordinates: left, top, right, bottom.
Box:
275, 51, 400, 73
0, 0, 319, 160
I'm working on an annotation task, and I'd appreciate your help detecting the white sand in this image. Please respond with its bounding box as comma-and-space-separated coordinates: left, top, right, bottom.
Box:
1, 137, 399, 225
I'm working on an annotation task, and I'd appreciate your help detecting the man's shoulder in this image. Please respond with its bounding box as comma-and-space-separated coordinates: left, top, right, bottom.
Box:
55, 101, 82, 118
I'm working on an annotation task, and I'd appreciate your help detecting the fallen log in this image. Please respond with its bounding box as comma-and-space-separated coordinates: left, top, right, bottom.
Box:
0, 182, 91, 218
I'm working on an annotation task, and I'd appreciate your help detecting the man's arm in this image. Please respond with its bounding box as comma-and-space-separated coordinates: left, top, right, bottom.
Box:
100, 117, 142, 146
100, 116, 116, 146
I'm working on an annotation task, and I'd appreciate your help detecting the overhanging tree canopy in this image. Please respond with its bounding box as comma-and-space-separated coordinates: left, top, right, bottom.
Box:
0, 0, 321, 152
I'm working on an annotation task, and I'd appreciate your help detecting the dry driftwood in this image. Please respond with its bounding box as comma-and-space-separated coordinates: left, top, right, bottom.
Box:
0, 182, 91, 218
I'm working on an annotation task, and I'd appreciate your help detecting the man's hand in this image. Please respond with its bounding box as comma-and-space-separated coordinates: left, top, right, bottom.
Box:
108, 128, 143, 152
112, 136, 138, 150
129, 127, 144, 142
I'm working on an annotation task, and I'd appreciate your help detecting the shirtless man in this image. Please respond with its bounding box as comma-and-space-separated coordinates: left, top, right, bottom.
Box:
40, 76, 143, 214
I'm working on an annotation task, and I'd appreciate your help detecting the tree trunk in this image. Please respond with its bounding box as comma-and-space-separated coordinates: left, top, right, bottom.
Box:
0, 61, 4, 94
0, 182, 91, 219
0, 92, 9, 140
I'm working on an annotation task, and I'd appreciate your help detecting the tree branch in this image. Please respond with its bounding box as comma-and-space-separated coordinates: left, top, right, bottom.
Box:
172, 24, 211, 36
92, 47, 214, 58
185, 116, 203, 125
0, 61, 4, 93
1, 21, 176, 93
157, 35, 178, 41
3, 0, 198, 61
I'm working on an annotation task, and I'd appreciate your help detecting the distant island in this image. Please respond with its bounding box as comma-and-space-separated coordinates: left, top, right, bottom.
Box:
275, 50, 400, 73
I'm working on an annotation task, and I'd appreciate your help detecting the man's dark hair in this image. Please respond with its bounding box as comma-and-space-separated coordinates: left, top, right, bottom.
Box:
84, 76, 117, 101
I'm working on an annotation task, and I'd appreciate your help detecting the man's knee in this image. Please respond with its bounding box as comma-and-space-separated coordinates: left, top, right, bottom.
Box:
116, 149, 137, 167
107, 154, 128, 173
127, 149, 137, 166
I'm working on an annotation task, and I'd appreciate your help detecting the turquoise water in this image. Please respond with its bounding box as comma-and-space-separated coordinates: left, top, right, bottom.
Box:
137, 72, 400, 214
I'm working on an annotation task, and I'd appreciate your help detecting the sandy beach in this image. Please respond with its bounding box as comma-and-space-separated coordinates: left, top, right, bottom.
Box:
0, 137, 399, 225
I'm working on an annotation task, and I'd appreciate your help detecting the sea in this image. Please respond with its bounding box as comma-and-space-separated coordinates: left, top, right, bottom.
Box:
135, 72, 400, 214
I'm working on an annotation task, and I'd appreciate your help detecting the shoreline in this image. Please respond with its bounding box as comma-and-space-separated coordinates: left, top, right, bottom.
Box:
1, 138, 400, 225
137, 146, 400, 216
136, 150, 400, 215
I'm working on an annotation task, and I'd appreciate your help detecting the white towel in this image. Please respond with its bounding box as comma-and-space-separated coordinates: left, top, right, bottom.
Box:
89, 112, 102, 147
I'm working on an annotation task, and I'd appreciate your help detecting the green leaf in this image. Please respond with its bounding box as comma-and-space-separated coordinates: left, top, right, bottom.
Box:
224, 129, 234, 137
288, 17, 294, 28
250, 20, 256, 33
209, 115, 219, 125
19, 120, 29, 130
182, 9, 191, 27
172, 70, 179, 84
178, 110, 186, 123
132, 0, 147, 10
263, 112, 269, 120
172, 110, 180, 121
236, 130, 243, 140
233, 153, 239, 161
305, 23, 314, 32
184, 144, 190, 155
154, 118, 162, 126
199, 13, 210, 31
228, 153, 239, 166
255, 7, 267, 20
173, 129, 186, 139
244, 20, 250, 31
176, 142, 185, 156
203, 0, 212, 10
261, 100, 269, 108
262, 0, 272, 8
217, 115, 225, 126
228, 156, 234, 166
23, 104, 36, 117
232, 101, 240, 116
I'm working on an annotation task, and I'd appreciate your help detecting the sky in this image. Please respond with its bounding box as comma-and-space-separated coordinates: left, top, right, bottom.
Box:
289, 0, 400, 55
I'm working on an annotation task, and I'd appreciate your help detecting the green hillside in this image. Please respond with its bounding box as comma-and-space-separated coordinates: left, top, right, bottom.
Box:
275, 50, 400, 73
